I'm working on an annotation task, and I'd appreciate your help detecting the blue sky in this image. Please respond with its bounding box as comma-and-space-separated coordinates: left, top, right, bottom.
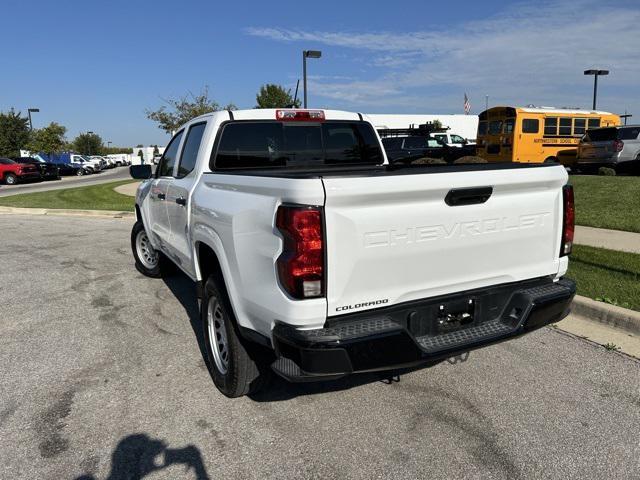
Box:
2, 0, 639, 146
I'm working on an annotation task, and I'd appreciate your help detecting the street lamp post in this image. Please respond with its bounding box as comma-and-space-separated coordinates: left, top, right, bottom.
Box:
302, 50, 322, 108
107, 141, 112, 151
27, 108, 40, 130
86, 131, 94, 156
584, 69, 609, 110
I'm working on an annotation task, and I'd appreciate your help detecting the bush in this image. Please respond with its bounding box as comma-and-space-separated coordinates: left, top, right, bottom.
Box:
598, 167, 616, 176
453, 156, 488, 164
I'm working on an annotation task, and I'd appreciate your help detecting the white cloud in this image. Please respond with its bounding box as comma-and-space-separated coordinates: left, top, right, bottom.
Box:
246, 1, 640, 114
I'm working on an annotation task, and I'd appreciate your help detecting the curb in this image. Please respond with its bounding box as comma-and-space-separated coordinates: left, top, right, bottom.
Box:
0, 206, 135, 219
571, 295, 640, 335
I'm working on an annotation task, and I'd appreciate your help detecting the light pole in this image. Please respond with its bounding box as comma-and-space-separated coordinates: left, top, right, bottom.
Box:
107, 141, 112, 150
86, 131, 94, 156
584, 69, 609, 110
27, 108, 40, 130
302, 50, 322, 108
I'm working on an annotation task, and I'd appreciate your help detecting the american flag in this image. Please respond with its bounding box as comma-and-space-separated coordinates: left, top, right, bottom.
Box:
464, 93, 471, 115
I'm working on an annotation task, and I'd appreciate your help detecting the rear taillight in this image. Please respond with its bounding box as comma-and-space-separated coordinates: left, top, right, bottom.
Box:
613, 139, 624, 152
276, 205, 324, 299
561, 184, 574, 257
276, 109, 325, 122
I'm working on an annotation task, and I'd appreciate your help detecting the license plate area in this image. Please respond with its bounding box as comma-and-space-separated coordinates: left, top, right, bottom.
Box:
436, 298, 475, 333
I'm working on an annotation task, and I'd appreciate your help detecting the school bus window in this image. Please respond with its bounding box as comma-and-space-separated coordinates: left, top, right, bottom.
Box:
559, 117, 572, 136
588, 118, 601, 129
522, 119, 539, 133
574, 118, 586, 136
478, 121, 487, 135
504, 119, 515, 134
544, 117, 557, 135
488, 120, 502, 134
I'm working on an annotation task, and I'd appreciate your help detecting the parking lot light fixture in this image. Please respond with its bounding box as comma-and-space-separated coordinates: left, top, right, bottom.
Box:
303, 50, 322, 108
27, 108, 40, 130
584, 69, 609, 110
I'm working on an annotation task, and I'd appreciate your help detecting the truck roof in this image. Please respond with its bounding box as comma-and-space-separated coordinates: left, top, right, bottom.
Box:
189, 108, 364, 124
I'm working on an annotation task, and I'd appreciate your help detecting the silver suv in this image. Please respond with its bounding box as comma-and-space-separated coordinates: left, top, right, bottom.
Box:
576, 125, 640, 173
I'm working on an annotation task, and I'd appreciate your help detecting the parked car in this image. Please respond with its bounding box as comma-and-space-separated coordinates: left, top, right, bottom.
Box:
57, 162, 87, 176
576, 125, 640, 173
382, 135, 466, 163
92, 155, 115, 168
433, 132, 476, 148
0, 157, 41, 184
71, 155, 101, 172
128, 108, 576, 397
12, 157, 60, 180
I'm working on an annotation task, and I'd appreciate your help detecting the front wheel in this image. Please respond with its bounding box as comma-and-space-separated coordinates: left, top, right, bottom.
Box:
131, 220, 164, 278
4, 173, 17, 185
202, 275, 270, 397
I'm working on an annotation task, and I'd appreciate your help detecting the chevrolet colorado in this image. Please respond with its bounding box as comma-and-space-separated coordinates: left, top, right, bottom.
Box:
129, 109, 576, 397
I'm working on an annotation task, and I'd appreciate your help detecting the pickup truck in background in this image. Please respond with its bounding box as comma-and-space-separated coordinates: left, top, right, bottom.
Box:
129, 109, 576, 397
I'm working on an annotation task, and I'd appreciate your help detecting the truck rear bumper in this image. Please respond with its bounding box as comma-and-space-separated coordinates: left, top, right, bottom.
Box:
271, 278, 575, 382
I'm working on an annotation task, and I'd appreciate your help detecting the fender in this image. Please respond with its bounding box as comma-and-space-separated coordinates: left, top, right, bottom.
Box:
191, 222, 252, 332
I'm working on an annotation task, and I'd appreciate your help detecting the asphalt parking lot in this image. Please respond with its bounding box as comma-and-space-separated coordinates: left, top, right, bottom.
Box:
1, 214, 638, 479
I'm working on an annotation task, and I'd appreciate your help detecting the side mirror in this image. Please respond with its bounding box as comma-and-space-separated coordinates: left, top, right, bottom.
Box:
130, 164, 152, 180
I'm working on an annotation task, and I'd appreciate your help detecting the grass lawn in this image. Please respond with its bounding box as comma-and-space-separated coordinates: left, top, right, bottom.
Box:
567, 244, 640, 311
0, 180, 136, 212
570, 175, 640, 233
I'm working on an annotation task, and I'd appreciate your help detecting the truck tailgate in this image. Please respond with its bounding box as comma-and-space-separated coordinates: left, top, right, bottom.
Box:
322, 166, 567, 316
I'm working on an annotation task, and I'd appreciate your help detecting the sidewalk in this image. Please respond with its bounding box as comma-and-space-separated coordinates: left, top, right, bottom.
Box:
574, 225, 640, 254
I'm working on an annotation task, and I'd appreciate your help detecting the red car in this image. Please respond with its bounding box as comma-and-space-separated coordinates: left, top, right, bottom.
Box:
0, 157, 41, 185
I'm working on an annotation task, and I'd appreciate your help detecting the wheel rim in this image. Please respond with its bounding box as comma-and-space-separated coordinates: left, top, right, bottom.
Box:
6, 176, 16, 184
135, 230, 158, 269
207, 296, 229, 374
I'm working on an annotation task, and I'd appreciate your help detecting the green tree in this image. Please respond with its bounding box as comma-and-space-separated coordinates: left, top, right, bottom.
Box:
146, 86, 236, 134
0, 109, 31, 157
72, 132, 103, 155
27, 122, 67, 155
255, 84, 300, 108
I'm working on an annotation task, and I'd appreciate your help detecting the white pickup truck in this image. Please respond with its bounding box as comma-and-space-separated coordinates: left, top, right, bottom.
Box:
129, 108, 576, 397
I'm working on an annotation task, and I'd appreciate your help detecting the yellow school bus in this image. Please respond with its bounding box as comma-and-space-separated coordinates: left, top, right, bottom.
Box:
476, 106, 620, 163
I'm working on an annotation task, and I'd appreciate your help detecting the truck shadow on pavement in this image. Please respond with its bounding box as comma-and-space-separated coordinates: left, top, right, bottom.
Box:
74, 433, 210, 480
162, 270, 433, 402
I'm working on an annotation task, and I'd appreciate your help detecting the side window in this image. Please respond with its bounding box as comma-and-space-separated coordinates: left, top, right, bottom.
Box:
559, 117, 572, 136
522, 119, 539, 134
434, 134, 447, 142
488, 121, 502, 134
588, 118, 601, 129
620, 128, 640, 140
403, 137, 428, 149
544, 117, 558, 136
478, 121, 487, 136
573, 118, 586, 136
177, 123, 206, 178
450, 135, 465, 144
427, 139, 442, 147
158, 130, 184, 177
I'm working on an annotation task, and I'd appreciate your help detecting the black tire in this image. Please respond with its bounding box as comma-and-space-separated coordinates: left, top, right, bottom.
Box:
76, 169, 84, 176
131, 220, 163, 278
201, 274, 270, 397
4, 173, 17, 185
544, 156, 558, 164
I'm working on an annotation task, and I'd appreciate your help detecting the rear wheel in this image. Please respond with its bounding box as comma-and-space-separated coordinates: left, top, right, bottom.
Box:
4, 173, 17, 185
202, 275, 270, 397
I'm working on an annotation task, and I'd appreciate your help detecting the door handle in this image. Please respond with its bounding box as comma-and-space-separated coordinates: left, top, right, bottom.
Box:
445, 187, 493, 206
157, 193, 166, 200
175, 196, 186, 206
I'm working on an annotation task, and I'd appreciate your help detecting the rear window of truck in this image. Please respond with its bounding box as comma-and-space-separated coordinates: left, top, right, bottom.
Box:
583, 127, 618, 142
212, 121, 384, 170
